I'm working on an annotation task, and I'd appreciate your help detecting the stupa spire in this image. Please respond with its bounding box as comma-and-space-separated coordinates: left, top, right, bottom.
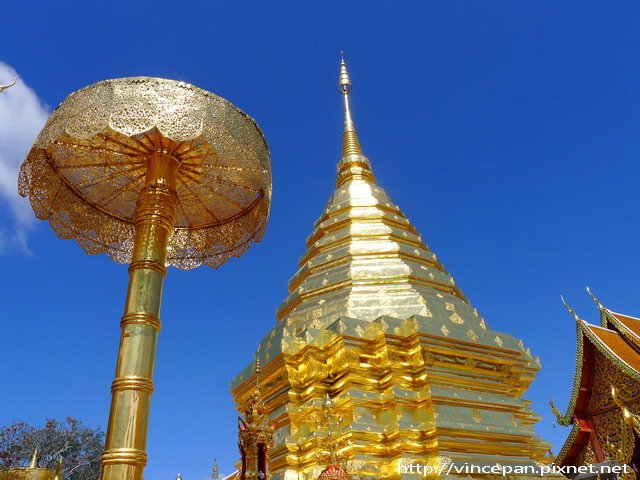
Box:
337, 53, 374, 186
212, 459, 219, 480
339, 52, 361, 157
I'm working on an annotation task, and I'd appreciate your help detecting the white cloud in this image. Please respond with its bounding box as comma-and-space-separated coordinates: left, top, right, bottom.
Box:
0, 62, 49, 253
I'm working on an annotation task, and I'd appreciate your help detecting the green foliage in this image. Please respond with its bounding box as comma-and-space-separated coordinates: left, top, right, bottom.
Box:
0, 417, 104, 480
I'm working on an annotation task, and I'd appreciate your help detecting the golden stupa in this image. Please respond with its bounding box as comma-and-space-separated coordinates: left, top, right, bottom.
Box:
230, 57, 557, 479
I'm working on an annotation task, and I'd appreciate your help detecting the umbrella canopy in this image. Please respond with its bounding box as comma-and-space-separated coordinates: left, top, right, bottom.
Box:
19, 76, 271, 269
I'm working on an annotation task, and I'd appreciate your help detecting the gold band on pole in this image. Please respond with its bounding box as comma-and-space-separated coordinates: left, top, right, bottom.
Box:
100, 152, 180, 480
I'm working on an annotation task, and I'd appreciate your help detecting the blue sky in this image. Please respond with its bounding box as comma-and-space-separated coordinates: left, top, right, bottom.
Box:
2, 1, 640, 478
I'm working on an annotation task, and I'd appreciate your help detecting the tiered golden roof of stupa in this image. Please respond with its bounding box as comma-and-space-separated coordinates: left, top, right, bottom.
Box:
276, 55, 469, 330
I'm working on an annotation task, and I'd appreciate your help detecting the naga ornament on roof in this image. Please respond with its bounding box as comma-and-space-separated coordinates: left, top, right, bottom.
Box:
0, 77, 17, 93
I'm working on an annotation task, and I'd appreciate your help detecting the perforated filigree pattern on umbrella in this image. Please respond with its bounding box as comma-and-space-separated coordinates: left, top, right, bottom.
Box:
18, 77, 271, 269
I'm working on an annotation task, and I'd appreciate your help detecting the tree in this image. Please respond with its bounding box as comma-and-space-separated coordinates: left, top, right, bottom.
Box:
0, 417, 104, 480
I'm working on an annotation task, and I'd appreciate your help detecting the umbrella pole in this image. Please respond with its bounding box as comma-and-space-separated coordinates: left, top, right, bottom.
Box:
101, 151, 180, 480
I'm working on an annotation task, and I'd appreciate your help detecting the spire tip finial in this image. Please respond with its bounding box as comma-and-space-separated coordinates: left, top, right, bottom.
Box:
213, 458, 219, 479
338, 53, 351, 94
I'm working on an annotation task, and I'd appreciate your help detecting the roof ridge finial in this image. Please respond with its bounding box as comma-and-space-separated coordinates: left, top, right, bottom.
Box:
0, 77, 17, 93
586, 286, 605, 311
560, 295, 580, 322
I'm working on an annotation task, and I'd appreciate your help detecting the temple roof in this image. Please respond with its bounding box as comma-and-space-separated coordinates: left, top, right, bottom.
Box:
603, 310, 640, 347
275, 55, 487, 331
584, 323, 640, 374
552, 291, 640, 464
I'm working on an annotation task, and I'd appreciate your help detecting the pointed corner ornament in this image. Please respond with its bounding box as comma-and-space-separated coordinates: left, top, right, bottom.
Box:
560, 295, 580, 322
176, 473, 183, 480
28, 447, 39, 469
54, 458, 63, 480
586, 286, 605, 311
0, 77, 17, 93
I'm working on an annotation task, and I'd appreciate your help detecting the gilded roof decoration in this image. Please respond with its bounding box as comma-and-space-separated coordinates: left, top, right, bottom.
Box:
273, 60, 505, 336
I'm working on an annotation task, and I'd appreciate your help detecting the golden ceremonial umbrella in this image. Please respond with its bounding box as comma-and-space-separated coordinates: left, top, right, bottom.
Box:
18, 77, 272, 480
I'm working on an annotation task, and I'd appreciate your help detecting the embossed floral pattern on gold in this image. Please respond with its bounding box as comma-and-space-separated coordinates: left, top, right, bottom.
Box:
19, 77, 271, 269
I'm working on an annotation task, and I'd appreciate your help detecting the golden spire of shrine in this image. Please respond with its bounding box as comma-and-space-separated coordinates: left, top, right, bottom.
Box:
337, 53, 374, 186
28, 448, 39, 469
54, 458, 63, 480
338, 53, 361, 157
